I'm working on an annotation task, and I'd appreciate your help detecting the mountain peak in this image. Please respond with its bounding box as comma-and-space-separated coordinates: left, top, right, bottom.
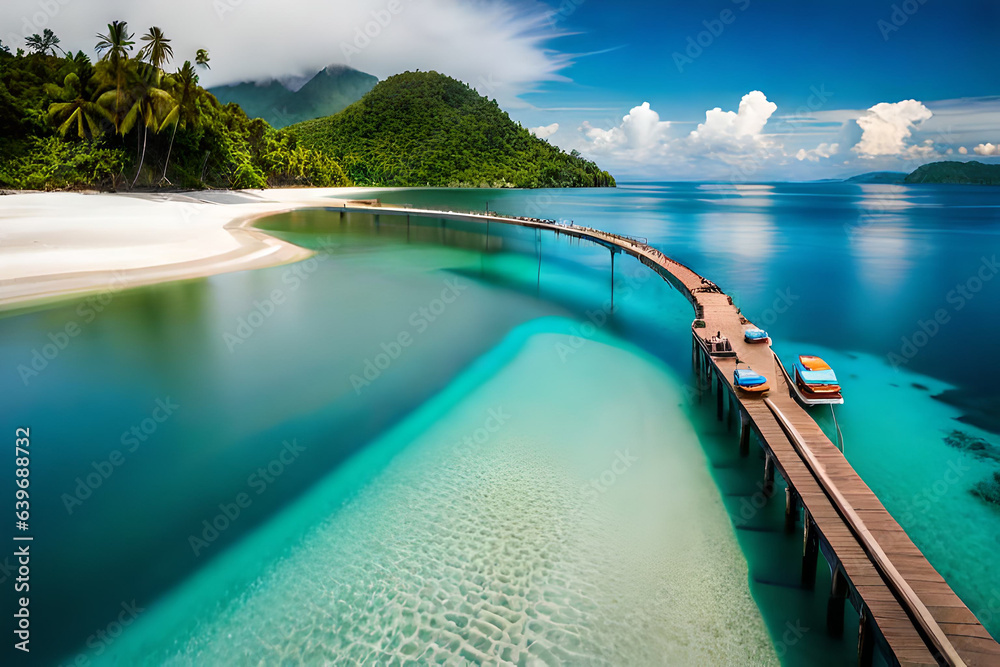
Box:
208, 65, 378, 128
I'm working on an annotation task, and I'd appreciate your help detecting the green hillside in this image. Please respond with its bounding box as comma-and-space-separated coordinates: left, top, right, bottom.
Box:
0, 23, 348, 190
904, 160, 1000, 185
290, 71, 616, 188
209, 65, 377, 128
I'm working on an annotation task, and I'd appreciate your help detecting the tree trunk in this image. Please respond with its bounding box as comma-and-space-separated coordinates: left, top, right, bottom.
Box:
161, 120, 178, 184
133, 122, 148, 188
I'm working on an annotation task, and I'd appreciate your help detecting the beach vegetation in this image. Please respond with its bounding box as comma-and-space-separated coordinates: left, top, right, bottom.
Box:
0, 23, 348, 190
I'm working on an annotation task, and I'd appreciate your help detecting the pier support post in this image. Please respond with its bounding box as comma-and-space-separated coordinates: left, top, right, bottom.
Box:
763, 455, 775, 499
739, 411, 750, 457
716, 372, 724, 421
802, 512, 819, 590
610, 250, 615, 313
784, 486, 799, 533
827, 568, 847, 638
858, 608, 875, 667
726, 392, 735, 431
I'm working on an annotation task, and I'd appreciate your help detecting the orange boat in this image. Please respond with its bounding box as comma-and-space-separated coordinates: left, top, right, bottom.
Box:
792, 355, 843, 405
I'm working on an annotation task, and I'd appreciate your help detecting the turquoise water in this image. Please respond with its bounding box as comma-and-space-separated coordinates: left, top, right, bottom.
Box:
0, 183, 997, 664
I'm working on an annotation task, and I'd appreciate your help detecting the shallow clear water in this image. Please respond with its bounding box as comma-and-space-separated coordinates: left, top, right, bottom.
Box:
1, 183, 998, 665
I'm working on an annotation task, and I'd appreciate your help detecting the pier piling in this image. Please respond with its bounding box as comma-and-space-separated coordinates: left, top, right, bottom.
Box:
827, 568, 847, 638
739, 411, 750, 457
784, 486, 798, 533
802, 512, 819, 590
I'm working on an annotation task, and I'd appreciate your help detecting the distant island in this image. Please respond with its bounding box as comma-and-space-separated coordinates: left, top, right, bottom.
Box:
844, 161, 1000, 186
290, 71, 616, 188
208, 65, 377, 129
904, 161, 1000, 185
844, 171, 907, 184
0, 24, 614, 191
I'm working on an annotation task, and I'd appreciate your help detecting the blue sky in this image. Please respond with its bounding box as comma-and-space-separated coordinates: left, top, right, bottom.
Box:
513, 0, 1000, 179
3, 0, 997, 180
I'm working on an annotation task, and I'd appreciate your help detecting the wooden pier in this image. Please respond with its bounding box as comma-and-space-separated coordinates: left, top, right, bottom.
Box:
337, 202, 1000, 666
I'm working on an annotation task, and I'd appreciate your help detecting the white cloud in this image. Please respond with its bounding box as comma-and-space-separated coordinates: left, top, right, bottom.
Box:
959, 146, 969, 154
795, 142, 839, 162
529, 123, 559, 140
581, 102, 671, 156
0, 0, 567, 105
689, 91, 777, 144
974, 142, 1000, 156
853, 100, 933, 157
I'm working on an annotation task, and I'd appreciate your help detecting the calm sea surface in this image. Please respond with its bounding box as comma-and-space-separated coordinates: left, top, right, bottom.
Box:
1, 182, 998, 665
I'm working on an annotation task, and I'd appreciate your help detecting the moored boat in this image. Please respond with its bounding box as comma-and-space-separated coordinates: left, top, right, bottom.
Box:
791, 355, 844, 405
734, 368, 770, 394
744, 327, 770, 344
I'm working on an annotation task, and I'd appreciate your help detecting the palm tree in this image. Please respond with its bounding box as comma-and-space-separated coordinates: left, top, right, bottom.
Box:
195, 49, 210, 70
159, 60, 201, 182
25, 29, 62, 56
137, 27, 173, 70
44, 72, 107, 140
94, 21, 135, 134
108, 70, 175, 187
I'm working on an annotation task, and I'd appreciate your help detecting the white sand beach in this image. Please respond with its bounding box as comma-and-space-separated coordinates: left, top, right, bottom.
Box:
0, 188, 371, 310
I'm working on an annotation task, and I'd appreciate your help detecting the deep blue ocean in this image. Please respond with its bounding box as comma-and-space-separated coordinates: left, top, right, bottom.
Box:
1, 182, 998, 665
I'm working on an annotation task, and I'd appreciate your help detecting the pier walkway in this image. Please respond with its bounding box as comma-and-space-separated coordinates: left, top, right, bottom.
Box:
337, 202, 1000, 666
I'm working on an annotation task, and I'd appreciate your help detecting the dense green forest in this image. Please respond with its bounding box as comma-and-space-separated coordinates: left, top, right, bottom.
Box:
904, 161, 1000, 185
0, 24, 348, 190
290, 71, 616, 188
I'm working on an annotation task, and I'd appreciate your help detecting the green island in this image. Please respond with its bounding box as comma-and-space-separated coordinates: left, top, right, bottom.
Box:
0, 24, 614, 191
289, 71, 616, 188
903, 160, 1000, 185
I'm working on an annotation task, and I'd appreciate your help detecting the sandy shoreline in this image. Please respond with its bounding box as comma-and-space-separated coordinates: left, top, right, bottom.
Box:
0, 188, 372, 312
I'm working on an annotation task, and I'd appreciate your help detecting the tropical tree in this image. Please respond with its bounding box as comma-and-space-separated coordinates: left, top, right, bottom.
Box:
25, 29, 62, 56
111, 70, 175, 186
137, 27, 173, 70
44, 72, 108, 140
195, 49, 210, 69
94, 21, 135, 134
159, 60, 201, 181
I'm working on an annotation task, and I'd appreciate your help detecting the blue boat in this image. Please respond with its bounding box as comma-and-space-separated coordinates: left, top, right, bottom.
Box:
744, 328, 770, 344
734, 368, 769, 394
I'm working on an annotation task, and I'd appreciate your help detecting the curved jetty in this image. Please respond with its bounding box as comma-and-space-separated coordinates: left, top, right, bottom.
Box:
340, 201, 1000, 667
